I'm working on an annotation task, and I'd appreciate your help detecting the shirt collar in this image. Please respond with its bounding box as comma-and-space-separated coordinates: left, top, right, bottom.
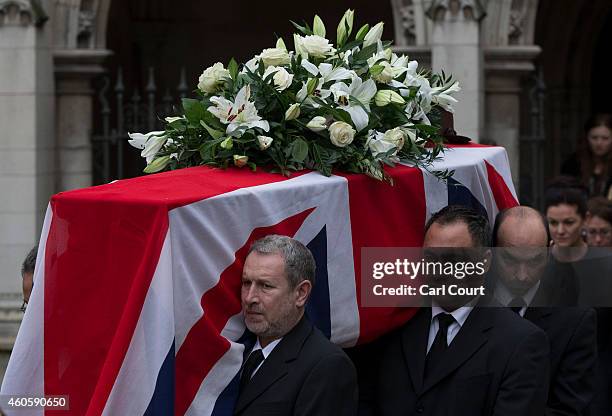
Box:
494, 280, 541, 307
253, 337, 283, 359
431, 295, 479, 327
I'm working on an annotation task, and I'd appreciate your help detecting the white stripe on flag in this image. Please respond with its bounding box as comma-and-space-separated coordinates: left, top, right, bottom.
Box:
0, 205, 52, 416
102, 232, 174, 416
185, 313, 246, 416
420, 170, 449, 224
428, 147, 516, 223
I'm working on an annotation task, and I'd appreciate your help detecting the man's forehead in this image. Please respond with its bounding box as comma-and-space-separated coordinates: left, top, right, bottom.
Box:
243, 252, 286, 276
424, 221, 473, 247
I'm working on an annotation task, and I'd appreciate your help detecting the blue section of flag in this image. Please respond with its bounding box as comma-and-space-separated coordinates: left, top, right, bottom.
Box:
447, 178, 487, 218
144, 342, 175, 416
306, 226, 332, 340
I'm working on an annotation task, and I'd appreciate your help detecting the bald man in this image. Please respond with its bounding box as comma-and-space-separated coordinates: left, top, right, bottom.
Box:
491, 206, 597, 415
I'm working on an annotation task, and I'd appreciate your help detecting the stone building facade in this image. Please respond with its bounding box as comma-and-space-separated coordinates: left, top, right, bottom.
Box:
1, 0, 611, 352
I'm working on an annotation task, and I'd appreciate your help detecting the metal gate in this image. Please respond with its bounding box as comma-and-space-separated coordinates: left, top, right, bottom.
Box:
92, 66, 188, 184
519, 67, 547, 210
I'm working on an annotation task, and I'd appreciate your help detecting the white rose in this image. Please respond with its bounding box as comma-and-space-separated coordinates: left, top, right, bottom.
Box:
197, 62, 230, 94
257, 135, 274, 150
285, 103, 301, 121
263, 66, 294, 91
298, 35, 335, 58
383, 127, 406, 153
259, 47, 290, 67
328, 121, 355, 147
306, 116, 328, 132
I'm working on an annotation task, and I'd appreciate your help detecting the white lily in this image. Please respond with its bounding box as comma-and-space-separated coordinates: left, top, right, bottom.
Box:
128, 131, 167, 164
431, 81, 461, 113
296, 78, 332, 107
366, 130, 397, 159
208, 85, 270, 135
301, 60, 354, 83
328, 77, 377, 131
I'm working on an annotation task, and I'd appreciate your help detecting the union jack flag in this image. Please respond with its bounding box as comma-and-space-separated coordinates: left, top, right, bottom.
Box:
1, 145, 517, 415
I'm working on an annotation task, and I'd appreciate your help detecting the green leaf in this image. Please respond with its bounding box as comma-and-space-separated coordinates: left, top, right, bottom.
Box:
200, 120, 225, 139
292, 138, 309, 163
354, 42, 378, 62
290, 20, 313, 35
227, 58, 239, 81
143, 155, 171, 173
182, 98, 206, 126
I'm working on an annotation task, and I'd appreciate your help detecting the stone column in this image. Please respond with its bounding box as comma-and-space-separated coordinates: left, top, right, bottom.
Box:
54, 49, 111, 191
427, 0, 486, 141
0, 0, 55, 300
484, 46, 541, 188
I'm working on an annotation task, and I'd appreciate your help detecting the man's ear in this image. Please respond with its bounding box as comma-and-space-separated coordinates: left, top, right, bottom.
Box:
481, 249, 493, 274
294, 280, 312, 308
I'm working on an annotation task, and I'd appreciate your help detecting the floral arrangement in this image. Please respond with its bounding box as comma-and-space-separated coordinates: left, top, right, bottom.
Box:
128, 10, 460, 182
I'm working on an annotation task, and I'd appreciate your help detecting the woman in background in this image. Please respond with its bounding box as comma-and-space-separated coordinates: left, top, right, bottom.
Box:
586, 197, 612, 247
562, 113, 612, 198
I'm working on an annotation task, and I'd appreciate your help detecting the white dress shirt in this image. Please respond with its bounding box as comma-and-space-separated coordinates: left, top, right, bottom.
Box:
248, 337, 283, 378
427, 297, 479, 352
494, 280, 540, 317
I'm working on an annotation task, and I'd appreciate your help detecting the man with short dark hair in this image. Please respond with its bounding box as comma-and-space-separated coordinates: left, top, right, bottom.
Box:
372, 205, 550, 416
235, 235, 357, 416
21, 245, 37, 310
491, 206, 597, 415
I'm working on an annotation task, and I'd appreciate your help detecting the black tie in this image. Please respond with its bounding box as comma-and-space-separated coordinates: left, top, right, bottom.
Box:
239, 349, 264, 392
509, 297, 526, 315
425, 313, 456, 377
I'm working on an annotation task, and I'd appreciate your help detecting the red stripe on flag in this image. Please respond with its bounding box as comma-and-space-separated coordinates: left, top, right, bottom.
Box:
174, 208, 314, 416
337, 166, 422, 344
485, 161, 519, 210
43, 167, 298, 416
57, 166, 307, 210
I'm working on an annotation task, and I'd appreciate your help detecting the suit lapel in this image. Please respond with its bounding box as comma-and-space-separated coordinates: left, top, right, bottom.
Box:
421, 306, 492, 394
234, 317, 312, 414
400, 308, 431, 394
524, 306, 552, 328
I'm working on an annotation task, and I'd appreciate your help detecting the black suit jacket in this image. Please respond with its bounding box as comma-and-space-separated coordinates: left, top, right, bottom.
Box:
234, 316, 358, 416
372, 304, 550, 416
524, 307, 597, 416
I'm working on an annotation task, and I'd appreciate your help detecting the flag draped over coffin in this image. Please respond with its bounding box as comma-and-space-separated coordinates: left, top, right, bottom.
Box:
1, 145, 518, 416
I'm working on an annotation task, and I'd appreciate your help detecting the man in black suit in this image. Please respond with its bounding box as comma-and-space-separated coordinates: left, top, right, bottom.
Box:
491, 206, 597, 415
372, 206, 550, 416
234, 235, 357, 416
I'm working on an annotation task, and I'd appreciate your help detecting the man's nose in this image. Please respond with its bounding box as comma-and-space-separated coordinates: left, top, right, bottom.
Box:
243, 285, 259, 303
516, 264, 530, 282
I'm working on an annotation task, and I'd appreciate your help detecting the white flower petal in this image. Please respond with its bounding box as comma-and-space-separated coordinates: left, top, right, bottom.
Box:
345, 105, 369, 132
301, 59, 319, 76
